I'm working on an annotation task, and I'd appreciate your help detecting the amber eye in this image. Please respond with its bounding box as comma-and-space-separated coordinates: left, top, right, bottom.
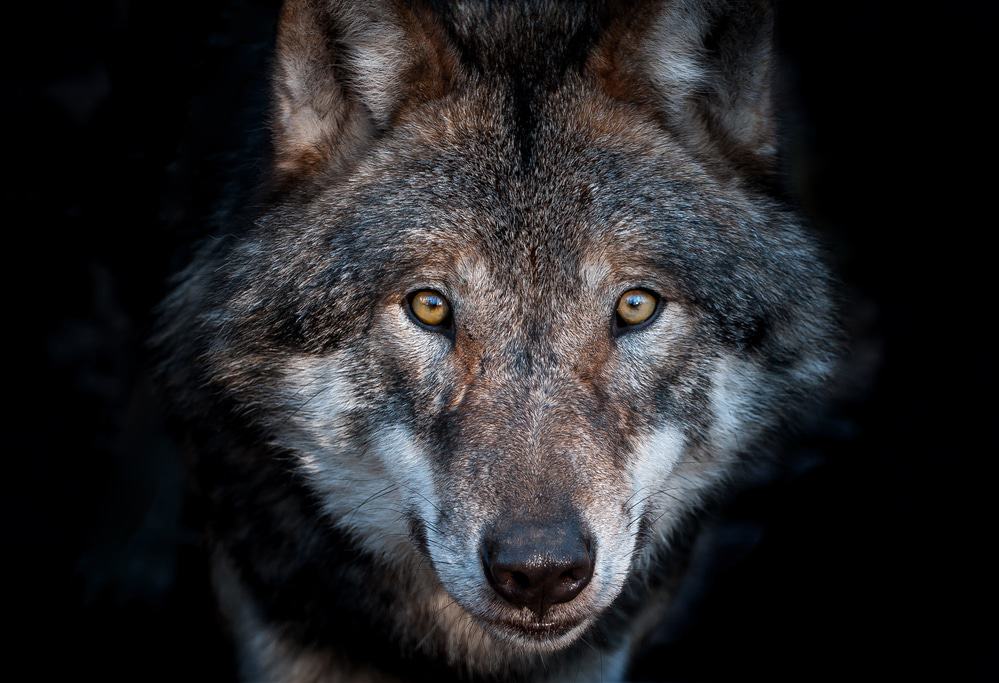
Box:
614, 289, 659, 332
407, 290, 452, 330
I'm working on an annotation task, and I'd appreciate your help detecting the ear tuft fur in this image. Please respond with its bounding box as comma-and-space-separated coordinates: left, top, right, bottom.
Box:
594, 0, 777, 179
271, 0, 457, 184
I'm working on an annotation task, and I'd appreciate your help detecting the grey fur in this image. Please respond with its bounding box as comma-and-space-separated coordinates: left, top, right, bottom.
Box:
156, 1, 840, 680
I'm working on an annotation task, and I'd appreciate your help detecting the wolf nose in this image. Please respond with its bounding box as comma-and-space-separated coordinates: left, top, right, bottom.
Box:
481, 517, 594, 617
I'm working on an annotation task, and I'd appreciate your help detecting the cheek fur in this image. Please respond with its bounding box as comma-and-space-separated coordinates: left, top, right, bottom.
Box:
266, 350, 443, 562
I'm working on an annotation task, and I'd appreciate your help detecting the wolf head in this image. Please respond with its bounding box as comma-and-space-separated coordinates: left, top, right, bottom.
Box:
160, 0, 838, 661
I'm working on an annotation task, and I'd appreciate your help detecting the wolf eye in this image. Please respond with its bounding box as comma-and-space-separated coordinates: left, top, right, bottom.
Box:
614, 289, 659, 333
407, 290, 452, 330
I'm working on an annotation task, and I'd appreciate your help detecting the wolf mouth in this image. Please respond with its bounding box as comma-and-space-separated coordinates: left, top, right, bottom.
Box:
483, 615, 586, 642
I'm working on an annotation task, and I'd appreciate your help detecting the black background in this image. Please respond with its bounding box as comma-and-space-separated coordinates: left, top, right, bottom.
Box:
8, 1, 996, 680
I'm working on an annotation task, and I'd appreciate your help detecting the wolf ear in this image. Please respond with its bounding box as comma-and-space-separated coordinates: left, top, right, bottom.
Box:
597, 0, 777, 177
271, 0, 456, 183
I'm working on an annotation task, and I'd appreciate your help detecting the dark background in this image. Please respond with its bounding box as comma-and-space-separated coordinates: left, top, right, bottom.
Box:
8, 1, 996, 680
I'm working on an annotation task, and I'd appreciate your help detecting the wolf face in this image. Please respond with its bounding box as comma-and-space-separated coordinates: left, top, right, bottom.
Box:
159, 0, 839, 676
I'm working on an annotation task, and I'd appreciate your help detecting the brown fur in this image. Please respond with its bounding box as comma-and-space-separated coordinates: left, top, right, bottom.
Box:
156, 2, 840, 680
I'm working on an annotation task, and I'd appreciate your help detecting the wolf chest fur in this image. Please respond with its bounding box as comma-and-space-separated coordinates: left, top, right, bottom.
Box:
156, 1, 840, 681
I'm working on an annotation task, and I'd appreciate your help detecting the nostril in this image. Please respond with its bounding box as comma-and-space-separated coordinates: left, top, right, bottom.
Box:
560, 567, 581, 583
511, 571, 531, 590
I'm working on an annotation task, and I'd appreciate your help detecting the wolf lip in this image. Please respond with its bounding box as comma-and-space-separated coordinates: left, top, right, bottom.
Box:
487, 617, 581, 640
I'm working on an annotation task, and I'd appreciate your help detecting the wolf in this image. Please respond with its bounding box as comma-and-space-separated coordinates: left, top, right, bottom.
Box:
156, 0, 840, 680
